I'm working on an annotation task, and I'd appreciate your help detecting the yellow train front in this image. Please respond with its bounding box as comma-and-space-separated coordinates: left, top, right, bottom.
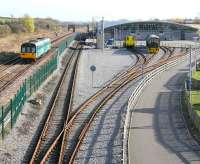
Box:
146, 35, 160, 54
124, 35, 136, 48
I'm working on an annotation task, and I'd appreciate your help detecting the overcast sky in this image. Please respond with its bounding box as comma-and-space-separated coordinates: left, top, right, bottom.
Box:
1, 0, 200, 21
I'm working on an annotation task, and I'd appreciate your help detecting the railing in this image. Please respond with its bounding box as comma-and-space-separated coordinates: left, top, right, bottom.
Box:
0, 34, 76, 139
123, 54, 187, 164
160, 41, 200, 48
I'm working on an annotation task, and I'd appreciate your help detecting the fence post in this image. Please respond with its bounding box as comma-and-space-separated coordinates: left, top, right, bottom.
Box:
2, 106, 4, 139
10, 99, 13, 129
30, 76, 32, 96
13, 94, 16, 124
34, 75, 36, 91
25, 79, 27, 101
23, 82, 25, 105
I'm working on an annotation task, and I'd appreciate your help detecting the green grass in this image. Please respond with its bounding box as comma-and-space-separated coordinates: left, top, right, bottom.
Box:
192, 71, 200, 116
193, 71, 200, 81
191, 90, 200, 116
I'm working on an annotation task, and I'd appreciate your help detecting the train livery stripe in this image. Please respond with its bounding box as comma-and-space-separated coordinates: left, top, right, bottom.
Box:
20, 53, 36, 60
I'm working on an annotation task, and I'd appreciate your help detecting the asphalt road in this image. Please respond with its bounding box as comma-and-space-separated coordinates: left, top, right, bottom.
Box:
128, 62, 200, 164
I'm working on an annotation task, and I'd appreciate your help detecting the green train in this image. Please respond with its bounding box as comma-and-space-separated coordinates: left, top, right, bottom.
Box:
20, 38, 51, 61
146, 34, 160, 54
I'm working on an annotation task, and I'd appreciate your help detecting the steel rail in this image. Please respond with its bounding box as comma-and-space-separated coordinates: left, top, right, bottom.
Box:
68, 51, 187, 163
33, 49, 150, 163
41, 45, 82, 164
29, 44, 81, 163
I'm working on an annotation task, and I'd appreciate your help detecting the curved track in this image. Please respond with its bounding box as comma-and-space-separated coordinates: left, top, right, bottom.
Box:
20, 45, 188, 163
31, 47, 188, 163
64, 48, 188, 163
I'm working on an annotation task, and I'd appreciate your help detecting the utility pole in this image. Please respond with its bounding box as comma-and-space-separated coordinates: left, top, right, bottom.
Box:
189, 45, 192, 102
114, 28, 116, 47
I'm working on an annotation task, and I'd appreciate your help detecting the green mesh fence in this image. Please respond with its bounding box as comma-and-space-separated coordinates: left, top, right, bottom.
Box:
0, 34, 77, 138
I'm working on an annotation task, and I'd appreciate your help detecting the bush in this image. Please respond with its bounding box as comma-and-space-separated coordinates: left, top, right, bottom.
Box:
35, 18, 60, 31
9, 23, 27, 33
0, 25, 12, 36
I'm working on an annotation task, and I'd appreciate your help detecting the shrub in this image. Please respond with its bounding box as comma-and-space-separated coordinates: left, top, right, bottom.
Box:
0, 25, 12, 36
9, 23, 27, 33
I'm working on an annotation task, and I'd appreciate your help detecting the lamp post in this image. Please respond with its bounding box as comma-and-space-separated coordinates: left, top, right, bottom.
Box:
101, 17, 104, 52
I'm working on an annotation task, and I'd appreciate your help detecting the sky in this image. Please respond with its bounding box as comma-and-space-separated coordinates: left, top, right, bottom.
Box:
0, 0, 200, 21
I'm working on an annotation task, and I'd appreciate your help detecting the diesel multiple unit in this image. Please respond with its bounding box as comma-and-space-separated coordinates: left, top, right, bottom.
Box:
124, 35, 136, 48
146, 34, 160, 54
20, 38, 51, 61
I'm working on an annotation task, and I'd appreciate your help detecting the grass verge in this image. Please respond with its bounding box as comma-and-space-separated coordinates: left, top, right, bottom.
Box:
181, 91, 200, 143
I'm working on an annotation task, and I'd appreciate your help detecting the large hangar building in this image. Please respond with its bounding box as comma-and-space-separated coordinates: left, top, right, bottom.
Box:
104, 21, 199, 41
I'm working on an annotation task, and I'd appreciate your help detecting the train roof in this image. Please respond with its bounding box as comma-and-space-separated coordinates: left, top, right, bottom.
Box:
148, 34, 160, 38
22, 38, 51, 47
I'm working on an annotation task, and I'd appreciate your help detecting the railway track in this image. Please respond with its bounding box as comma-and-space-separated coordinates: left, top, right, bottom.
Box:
52, 32, 73, 45
58, 48, 188, 163
33, 47, 184, 163
67, 48, 189, 163
24, 44, 81, 163
22, 48, 150, 163
22, 46, 188, 163
0, 32, 75, 94
0, 61, 32, 93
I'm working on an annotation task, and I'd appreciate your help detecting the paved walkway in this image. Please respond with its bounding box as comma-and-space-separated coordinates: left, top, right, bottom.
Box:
129, 63, 200, 164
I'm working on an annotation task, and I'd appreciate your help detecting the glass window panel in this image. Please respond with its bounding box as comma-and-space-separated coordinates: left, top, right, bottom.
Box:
22, 47, 26, 53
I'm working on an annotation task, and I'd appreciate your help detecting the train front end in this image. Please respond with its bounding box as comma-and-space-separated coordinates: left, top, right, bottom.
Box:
20, 43, 36, 61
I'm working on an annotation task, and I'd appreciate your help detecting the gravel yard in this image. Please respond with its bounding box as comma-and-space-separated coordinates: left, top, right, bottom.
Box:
73, 48, 137, 110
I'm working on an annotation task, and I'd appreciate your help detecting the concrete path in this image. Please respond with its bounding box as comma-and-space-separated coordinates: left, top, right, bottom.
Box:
129, 63, 200, 164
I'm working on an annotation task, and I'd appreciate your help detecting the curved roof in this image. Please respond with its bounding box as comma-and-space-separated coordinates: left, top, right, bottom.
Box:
22, 38, 51, 47
105, 21, 198, 32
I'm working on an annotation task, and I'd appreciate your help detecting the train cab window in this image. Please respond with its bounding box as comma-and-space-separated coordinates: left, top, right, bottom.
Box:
32, 47, 36, 53
27, 47, 31, 53
22, 47, 26, 53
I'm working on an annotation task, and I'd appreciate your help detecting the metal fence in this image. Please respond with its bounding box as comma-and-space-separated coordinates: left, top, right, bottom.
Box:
0, 34, 76, 138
